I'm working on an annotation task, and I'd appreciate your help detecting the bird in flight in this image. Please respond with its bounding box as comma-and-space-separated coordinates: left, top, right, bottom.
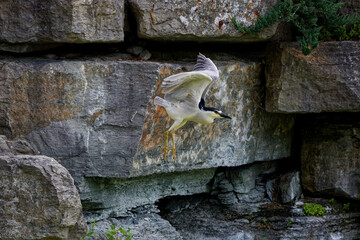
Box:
154, 53, 231, 162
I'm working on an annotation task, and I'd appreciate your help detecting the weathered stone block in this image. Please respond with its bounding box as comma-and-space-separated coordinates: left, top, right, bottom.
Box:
301, 114, 360, 200
0, 155, 86, 239
81, 168, 216, 219
0, 0, 124, 52
0, 57, 294, 183
279, 171, 302, 203
266, 41, 360, 113
212, 161, 279, 204
128, 0, 278, 42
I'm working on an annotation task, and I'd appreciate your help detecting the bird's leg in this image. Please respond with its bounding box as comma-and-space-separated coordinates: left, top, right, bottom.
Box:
161, 131, 169, 162
160, 131, 176, 162
171, 131, 175, 162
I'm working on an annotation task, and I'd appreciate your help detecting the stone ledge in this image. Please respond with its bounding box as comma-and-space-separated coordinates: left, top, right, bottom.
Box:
0, 0, 124, 52
128, 0, 278, 42
265, 41, 360, 113
0, 57, 294, 182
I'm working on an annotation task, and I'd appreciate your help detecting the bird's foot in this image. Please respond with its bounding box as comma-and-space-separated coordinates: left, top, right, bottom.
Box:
161, 146, 176, 162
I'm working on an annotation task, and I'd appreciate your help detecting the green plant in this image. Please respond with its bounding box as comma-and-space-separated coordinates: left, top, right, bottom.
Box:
263, 218, 267, 225
106, 225, 134, 240
287, 221, 292, 227
343, 203, 350, 212
83, 218, 97, 240
303, 203, 326, 216
329, 198, 335, 204
232, 0, 360, 55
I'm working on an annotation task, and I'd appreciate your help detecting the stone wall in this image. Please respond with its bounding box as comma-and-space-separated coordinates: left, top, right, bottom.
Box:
0, 0, 359, 240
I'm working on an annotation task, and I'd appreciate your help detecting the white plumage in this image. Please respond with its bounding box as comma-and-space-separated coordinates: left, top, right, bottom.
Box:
155, 53, 231, 162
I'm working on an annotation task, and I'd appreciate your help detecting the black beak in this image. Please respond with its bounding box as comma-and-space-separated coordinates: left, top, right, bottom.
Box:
220, 113, 232, 119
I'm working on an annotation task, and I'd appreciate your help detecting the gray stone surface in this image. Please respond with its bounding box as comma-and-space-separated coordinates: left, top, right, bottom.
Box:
86, 214, 182, 240
0, 135, 35, 155
212, 161, 279, 204
81, 168, 215, 219
279, 171, 302, 203
0, 0, 124, 52
133, 60, 295, 177
161, 195, 360, 240
266, 171, 302, 203
265, 41, 360, 113
128, 0, 278, 42
0, 57, 294, 183
0, 154, 86, 240
301, 115, 360, 200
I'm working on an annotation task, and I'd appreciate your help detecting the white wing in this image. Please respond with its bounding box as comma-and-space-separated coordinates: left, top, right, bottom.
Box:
193, 53, 219, 100
161, 71, 212, 108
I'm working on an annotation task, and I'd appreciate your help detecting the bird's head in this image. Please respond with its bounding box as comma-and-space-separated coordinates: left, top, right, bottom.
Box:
205, 107, 232, 120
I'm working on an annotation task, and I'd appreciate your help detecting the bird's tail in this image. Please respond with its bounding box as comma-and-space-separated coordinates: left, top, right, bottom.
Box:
154, 96, 170, 107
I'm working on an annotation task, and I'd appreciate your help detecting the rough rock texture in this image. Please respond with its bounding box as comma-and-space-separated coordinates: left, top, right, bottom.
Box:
0, 0, 124, 52
160, 195, 360, 240
211, 161, 280, 205
279, 171, 302, 203
300, 114, 360, 200
265, 41, 360, 113
87, 213, 182, 240
81, 168, 215, 219
266, 171, 302, 203
133, 60, 294, 177
0, 57, 294, 183
0, 135, 34, 155
128, 0, 278, 42
0, 154, 86, 240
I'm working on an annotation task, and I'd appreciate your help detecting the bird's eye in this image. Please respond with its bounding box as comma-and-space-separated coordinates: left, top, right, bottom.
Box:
214, 110, 222, 115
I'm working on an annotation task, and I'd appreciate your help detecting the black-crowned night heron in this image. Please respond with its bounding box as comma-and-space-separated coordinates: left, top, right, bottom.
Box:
154, 53, 231, 162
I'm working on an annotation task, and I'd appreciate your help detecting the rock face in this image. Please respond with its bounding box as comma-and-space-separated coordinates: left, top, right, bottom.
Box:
0, 0, 124, 52
133, 60, 294, 177
0, 57, 294, 184
0, 154, 86, 240
211, 161, 279, 205
300, 114, 360, 200
265, 41, 360, 113
160, 195, 360, 240
128, 0, 278, 42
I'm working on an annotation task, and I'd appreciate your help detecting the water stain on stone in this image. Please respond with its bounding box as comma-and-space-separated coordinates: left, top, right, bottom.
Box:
7, 67, 84, 138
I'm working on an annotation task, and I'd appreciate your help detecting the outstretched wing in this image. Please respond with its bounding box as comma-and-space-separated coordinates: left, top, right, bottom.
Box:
193, 53, 219, 100
161, 71, 212, 108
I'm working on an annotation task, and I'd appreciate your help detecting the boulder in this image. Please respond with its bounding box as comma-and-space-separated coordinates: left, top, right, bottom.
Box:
265, 41, 360, 113
300, 114, 360, 200
0, 0, 124, 52
0, 57, 295, 183
0, 155, 86, 240
128, 0, 278, 42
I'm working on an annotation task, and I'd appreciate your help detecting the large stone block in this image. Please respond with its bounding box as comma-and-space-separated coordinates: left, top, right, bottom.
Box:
128, 0, 278, 42
300, 114, 360, 200
0, 0, 124, 52
0, 57, 294, 183
265, 41, 360, 113
0, 155, 86, 239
